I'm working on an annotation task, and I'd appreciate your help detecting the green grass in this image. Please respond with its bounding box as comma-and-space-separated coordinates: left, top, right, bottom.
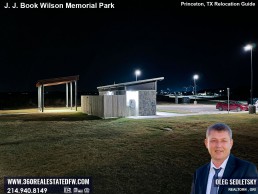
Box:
0, 112, 258, 194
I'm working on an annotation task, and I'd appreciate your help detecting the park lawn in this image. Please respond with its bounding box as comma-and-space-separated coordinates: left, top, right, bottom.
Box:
0, 112, 258, 194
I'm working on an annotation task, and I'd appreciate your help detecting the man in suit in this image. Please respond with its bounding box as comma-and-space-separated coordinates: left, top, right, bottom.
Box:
191, 123, 258, 194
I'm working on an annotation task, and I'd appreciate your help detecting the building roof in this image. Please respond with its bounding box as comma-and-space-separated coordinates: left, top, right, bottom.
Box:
36, 75, 79, 87
97, 77, 164, 90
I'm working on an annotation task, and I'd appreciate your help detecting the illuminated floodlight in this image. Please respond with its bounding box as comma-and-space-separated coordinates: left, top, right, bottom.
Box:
135, 70, 141, 81
244, 44, 253, 51
243, 43, 255, 113
193, 74, 199, 104
193, 74, 199, 80
135, 70, 141, 76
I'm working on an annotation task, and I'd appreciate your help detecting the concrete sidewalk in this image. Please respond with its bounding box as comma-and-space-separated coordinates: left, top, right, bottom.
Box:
128, 111, 248, 119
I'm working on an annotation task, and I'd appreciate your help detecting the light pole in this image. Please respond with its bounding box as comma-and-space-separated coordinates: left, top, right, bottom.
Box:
193, 74, 199, 104
244, 44, 256, 114
135, 70, 141, 81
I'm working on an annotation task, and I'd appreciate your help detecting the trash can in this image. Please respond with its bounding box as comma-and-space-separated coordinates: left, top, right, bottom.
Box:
249, 105, 256, 114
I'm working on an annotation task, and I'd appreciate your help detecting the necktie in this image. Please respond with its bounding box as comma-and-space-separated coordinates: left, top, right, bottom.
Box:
210, 167, 222, 194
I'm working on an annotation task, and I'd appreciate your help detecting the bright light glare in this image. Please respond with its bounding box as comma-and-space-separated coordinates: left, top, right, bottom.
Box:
126, 91, 139, 116
244, 44, 253, 51
135, 70, 141, 76
193, 74, 199, 80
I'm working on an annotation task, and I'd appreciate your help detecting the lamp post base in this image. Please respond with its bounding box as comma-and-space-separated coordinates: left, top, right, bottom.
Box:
249, 105, 256, 114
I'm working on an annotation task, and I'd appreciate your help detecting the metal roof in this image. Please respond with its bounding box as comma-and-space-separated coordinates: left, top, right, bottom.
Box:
36, 75, 79, 87
97, 77, 164, 90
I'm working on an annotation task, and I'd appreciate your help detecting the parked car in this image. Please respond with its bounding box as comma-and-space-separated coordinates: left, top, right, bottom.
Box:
216, 101, 249, 111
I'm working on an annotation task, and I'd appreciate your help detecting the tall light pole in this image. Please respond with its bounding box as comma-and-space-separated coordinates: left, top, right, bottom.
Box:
193, 74, 199, 104
244, 44, 256, 114
135, 70, 141, 81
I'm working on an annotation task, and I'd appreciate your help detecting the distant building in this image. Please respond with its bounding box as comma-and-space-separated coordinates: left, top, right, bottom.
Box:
81, 77, 164, 118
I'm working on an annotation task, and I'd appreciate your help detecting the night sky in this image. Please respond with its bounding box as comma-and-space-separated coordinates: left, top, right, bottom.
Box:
1, 1, 258, 94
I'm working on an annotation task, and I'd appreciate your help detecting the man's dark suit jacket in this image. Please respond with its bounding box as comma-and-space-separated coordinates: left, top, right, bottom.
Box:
191, 154, 258, 194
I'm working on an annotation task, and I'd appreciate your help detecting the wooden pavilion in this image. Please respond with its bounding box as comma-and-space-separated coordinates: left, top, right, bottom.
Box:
36, 75, 79, 112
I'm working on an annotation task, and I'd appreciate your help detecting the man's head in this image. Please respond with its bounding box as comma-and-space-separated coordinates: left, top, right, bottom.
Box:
205, 123, 233, 166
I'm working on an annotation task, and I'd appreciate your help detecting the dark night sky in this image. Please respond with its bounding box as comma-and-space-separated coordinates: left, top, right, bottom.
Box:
1, 0, 258, 94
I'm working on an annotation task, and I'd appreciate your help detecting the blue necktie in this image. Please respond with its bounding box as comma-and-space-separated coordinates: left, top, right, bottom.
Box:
210, 167, 222, 194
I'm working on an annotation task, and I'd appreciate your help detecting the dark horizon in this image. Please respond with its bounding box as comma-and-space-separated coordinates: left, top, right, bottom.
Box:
1, 1, 257, 94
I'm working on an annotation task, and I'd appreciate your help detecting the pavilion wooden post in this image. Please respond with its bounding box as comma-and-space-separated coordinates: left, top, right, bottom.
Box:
38, 86, 41, 111
75, 80, 77, 111
66, 83, 69, 108
37, 85, 44, 112
41, 84, 44, 112
70, 82, 73, 110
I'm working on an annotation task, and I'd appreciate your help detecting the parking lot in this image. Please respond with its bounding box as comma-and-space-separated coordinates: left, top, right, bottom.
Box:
129, 104, 248, 119
157, 104, 217, 114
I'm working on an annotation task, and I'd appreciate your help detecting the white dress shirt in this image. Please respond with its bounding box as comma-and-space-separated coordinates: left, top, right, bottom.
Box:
206, 156, 229, 194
